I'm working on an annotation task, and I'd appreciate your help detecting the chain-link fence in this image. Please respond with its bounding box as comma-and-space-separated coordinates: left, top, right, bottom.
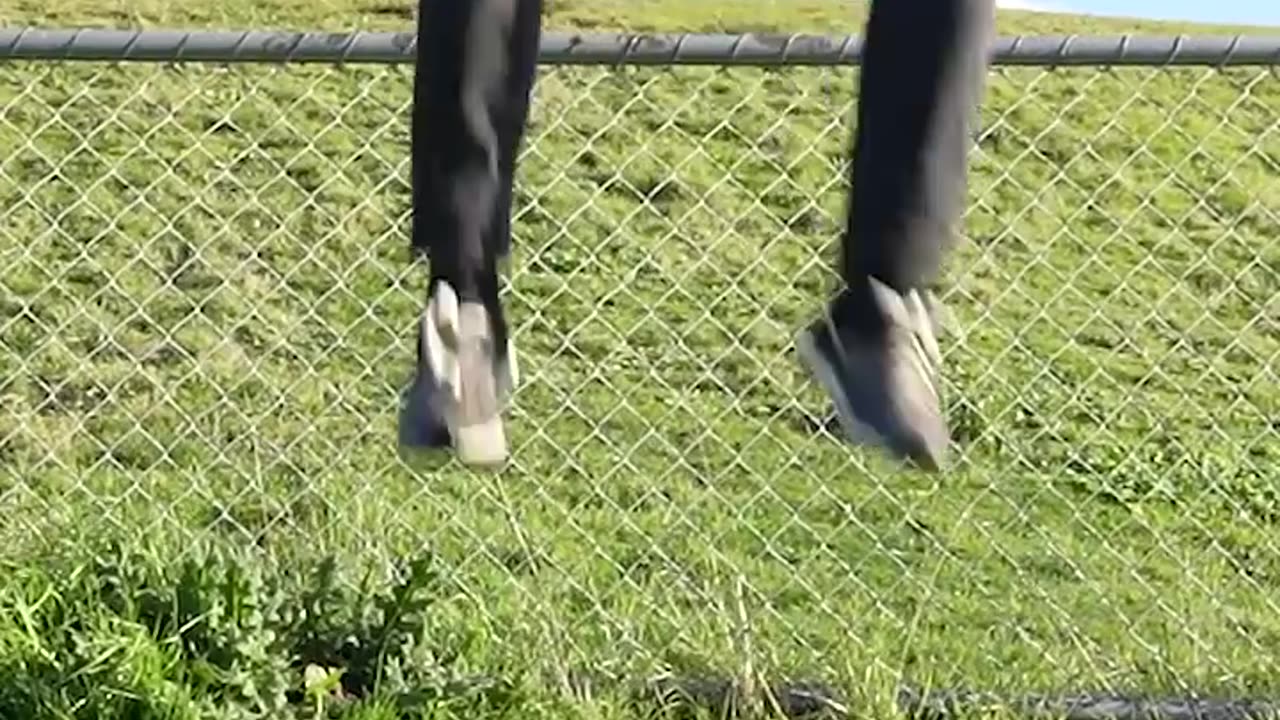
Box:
1, 28, 1278, 709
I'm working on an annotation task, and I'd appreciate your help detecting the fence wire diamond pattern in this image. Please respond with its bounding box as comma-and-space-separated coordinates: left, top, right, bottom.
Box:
1, 49, 1278, 691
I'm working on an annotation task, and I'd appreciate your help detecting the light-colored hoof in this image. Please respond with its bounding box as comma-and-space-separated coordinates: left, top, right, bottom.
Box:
453, 416, 509, 468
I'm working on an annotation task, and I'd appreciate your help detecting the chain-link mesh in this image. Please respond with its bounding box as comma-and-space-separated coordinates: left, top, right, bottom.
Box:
1, 52, 1278, 696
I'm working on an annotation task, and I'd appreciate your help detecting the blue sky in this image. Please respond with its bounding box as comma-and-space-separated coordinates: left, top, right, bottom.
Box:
999, 0, 1280, 27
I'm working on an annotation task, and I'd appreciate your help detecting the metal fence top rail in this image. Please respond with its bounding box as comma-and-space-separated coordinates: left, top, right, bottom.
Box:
2, 28, 1280, 66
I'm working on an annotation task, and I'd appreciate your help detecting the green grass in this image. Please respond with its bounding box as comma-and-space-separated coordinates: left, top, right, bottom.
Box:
1, 1, 1279, 718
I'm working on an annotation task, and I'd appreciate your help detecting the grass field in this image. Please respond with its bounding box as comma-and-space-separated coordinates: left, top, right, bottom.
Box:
1, 1, 1278, 718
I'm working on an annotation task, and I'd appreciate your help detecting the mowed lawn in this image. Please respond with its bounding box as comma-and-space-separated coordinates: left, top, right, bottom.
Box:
0, 1, 1278, 718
